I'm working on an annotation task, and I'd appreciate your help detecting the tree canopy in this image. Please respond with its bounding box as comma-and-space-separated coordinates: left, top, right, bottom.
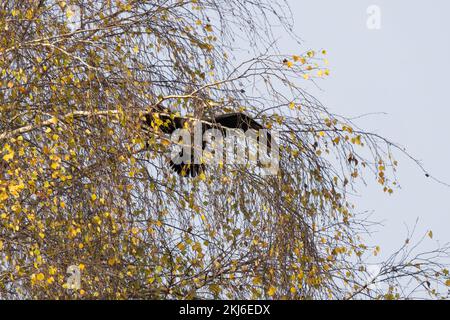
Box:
0, 0, 449, 299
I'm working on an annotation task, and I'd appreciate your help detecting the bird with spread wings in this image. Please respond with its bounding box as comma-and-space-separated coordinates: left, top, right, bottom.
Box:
143, 112, 272, 177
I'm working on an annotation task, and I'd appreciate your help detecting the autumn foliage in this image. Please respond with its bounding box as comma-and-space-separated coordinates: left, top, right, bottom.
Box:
0, 0, 449, 299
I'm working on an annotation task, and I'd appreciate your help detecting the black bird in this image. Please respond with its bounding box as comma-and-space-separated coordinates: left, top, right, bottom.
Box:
143, 112, 272, 177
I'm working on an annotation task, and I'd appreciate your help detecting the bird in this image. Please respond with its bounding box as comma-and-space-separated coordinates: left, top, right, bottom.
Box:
143, 112, 272, 177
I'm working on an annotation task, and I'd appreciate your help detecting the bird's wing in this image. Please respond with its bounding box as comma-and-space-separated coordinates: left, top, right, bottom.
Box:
213, 113, 272, 150
143, 113, 186, 134
213, 112, 264, 131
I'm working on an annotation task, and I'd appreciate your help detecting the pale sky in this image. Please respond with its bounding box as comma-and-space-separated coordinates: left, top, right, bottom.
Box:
279, 0, 450, 258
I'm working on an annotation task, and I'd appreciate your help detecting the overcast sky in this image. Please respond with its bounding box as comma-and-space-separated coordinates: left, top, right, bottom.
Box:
278, 0, 450, 257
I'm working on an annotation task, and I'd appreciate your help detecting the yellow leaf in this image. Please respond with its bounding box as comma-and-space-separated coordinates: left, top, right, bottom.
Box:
267, 286, 276, 297
445, 279, 450, 286
133, 45, 139, 54
0, 192, 8, 201
48, 117, 58, 125
26, 9, 34, 20
11, 204, 21, 213
289, 102, 295, 110
252, 276, 262, 285
36, 273, 45, 281
428, 230, 433, 239
2, 148, 14, 162
48, 267, 57, 276
66, 8, 74, 19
